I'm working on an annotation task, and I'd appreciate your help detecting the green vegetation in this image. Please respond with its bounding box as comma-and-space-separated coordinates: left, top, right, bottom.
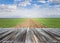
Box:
0, 18, 60, 28
34, 18, 60, 28
0, 18, 26, 28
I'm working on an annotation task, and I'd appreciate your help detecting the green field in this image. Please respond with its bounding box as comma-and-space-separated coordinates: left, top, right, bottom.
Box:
34, 18, 60, 28
0, 18, 60, 28
0, 18, 26, 28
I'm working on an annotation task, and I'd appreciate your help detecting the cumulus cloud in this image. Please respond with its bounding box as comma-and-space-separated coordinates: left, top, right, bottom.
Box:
8, 5, 17, 9
38, 0, 46, 3
14, 0, 32, 7
0, 6, 60, 18
48, 0, 60, 3
0, 4, 17, 12
18, 1, 31, 7
0, 0, 60, 18
32, 4, 40, 9
14, 0, 60, 7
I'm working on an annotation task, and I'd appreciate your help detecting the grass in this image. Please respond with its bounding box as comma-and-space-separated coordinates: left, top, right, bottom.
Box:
34, 18, 60, 28
0, 18, 60, 28
0, 18, 26, 28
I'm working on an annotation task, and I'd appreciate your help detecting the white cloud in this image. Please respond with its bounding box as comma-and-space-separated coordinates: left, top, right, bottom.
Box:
0, 7, 60, 18
14, 0, 32, 7
8, 5, 17, 9
18, 1, 31, 7
48, 0, 60, 3
0, 4, 17, 12
0, 2, 60, 18
38, 0, 46, 3
50, 5, 60, 8
25, 0, 32, 2
14, 0, 21, 1
32, 4, 40, 9
14, 0, 32, 2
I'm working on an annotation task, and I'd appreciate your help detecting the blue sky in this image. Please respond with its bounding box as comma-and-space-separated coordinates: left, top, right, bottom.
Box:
0, 0, 60, 7
0, 0, 14, 4
0, 0, 60, 18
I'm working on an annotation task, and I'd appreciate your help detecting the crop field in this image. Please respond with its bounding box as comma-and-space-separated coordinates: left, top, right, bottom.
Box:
34, 18, 60, 28
0, 18, 26, 28
0, 18, 60, 28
